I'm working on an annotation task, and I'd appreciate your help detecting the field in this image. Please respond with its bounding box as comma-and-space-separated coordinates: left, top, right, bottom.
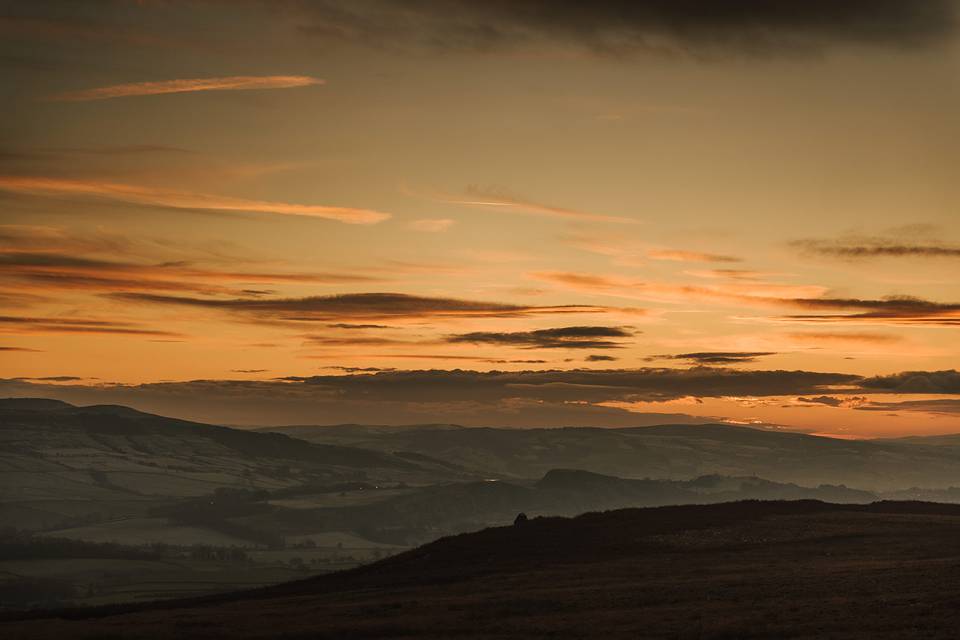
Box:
6, 500, 960, 639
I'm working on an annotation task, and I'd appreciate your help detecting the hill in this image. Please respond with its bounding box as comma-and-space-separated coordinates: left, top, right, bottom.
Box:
5, 500, 960, 639
0, 398, 463, 534
262, 422, 960, 490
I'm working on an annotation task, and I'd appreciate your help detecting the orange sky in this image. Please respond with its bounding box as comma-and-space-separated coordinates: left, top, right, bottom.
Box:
1, 1, 958, 435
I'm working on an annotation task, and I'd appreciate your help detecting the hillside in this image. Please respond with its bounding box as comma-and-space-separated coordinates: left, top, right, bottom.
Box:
0, 398, 462, 533
6, 500, 960, 639
262, 422, 960, 490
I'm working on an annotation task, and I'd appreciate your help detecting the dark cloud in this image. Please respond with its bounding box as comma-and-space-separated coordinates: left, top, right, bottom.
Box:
12, 375, 83, 382
447, 326, 634, 349
586, 355, 618, 362
0, 368, 817, 427
855, 399, 960, 415
798, 395, 844, 407
326, 323, 391, 329
112, 292, 624, 322
19, 365, 960, 426
797, 395, 867, 408
860, 370, 960, 394
230, 369, 269, 374
294, 0, 958, 56
0, 315, 182, 337
0, 345, 43, 352
277, 367, 858, 404
793, 238, 960, 260
779, 296, 960, 327
0, 251, 381, 295
653, 351, 777, 365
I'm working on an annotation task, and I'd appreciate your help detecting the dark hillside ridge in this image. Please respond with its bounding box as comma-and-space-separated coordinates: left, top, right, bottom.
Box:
7, 499, 960, 640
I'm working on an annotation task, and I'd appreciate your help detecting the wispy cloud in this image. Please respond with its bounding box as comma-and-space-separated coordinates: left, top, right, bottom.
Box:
0, 250, 382, 296
0, 176, 390, 224
651, 352, 777, 365
447, 326, 635, 350
51, 75, 324, 101
854, 399, 960, 416
0, 315, 182, 337
793, 234, 960, 260
418, 186, 636, 224
408, 218, 454, 232
685, 269, 777, 280
535, 271, 960, 326
532, 271, 827, 305
112, 291, 630, 323
787, 332, 904, 345
647, 249, 741, 263
562, 233, 739, 266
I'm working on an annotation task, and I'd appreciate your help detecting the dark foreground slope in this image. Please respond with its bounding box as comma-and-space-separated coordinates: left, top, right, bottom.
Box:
6, 500, 960, 639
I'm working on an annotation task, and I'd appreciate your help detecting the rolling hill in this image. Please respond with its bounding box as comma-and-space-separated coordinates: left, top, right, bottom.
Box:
262, 422, 960, 490
0, 398, 463, 533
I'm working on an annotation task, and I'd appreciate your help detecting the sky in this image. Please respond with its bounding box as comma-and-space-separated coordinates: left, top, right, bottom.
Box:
1, 0, 959, 436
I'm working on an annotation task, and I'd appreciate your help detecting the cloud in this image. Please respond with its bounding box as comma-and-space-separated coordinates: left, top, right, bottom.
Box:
647, 250, 741, 263
586, 354, 617, 362
0, 176, 391, 224
685, 269, 774, 280
0, 345, 43, 352
532, 270, 826, 305
787, 332, 903, 345
860, 370, 960, 394
432, 186, 636, 224
0, 250, 382, 295
778, 296, 960, 327
797, 395, 867, 408
294, 1, 957, 56
0, 366, 860, 426
793, 237, 960, 260
12, 375, 84, 382
112, 291, 628, 323
653, 352, 777, 365
408, 218, 454, 232
0, 315, 182, 337
302, 335, 428, 347
276, 367, 860, 403
230, 369, 268, 374
326, 323, 392, 329
854, 399, 960, 415
51, 75, 324, 101
534, 271, 960, 326
447, 325, 635, 349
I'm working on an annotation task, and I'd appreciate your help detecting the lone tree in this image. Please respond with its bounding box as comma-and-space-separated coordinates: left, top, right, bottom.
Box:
513, 512, 528, 526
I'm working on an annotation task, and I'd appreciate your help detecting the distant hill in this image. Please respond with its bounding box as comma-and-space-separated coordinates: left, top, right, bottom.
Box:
0, 398, 464, 532
261, 421, 960, 490
877, 433, 960, 447
7, 500, 960, 638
